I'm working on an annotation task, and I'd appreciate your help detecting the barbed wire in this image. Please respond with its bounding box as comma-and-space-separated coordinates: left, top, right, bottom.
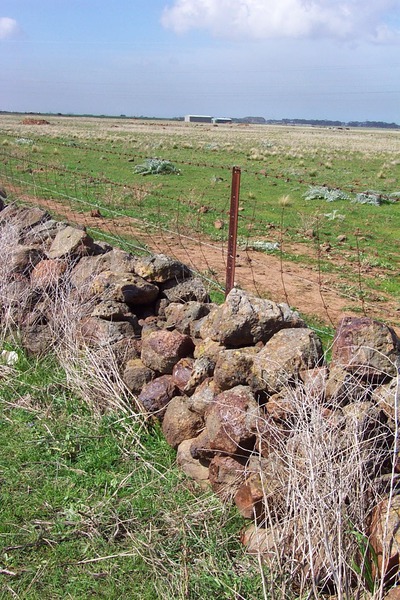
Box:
0, 142, 397, 328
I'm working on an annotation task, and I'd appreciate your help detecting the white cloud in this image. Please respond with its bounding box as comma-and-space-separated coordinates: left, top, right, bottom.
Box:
161, 0, 400, 42
0, 17, 20, 40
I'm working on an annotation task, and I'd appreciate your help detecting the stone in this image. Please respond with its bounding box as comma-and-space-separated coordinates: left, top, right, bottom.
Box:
9, 245, 44, 276
110, 337, 141, 369
331, 316, 399, 381
90, 270, 159, 306
325, 365, 372, 406
162, 396, 204, 449
200, 385, 261, 456
171, 358, 194, 392
91, 299, 135, 321
369, 494, 400, 584
141, 329, 194, 374
176, 438, 210, 485
137, 375, 177, 420
3, 205, 50, 235
187, 378, 217, 416
21, 219, 65, 247
160, 277, 210, 304
47, 225, 95, 259
299, 366, 328, 401
164, 301, 212, 335
235, 471, 265, 519
184, 356, 216, 395
122, 358, 155, 394
200, 288, 305, 347
77, 317, 138, 347
208, 455, 247, 501
250, 328, 324, 395
134, 253, 191, 283
30, 259, 68, 289
372, 379, 400, 426
213, 347, 259, 391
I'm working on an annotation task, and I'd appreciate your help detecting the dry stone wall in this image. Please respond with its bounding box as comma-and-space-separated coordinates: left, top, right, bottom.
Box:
1, 200, 400, 594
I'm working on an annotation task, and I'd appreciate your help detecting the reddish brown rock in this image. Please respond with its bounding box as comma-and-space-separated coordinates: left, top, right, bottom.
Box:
141, 329, 194, 374
137, 375, 177, 420
162, 396, 204, 449
369, 494, 400, 584
171, 358, 194, 392
202, 385, 261, 455
208, 455, 247, 501
30, 259, 67, 289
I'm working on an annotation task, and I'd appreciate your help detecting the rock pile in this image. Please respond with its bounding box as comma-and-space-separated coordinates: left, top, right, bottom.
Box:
1, 201, 400, 595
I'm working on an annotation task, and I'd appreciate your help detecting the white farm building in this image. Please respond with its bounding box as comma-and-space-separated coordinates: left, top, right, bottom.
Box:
184, 115, 213, 123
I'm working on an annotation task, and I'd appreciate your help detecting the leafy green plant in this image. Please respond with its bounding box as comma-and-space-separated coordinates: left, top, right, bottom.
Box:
349, 526, 379, 594
134, 158, 181, 176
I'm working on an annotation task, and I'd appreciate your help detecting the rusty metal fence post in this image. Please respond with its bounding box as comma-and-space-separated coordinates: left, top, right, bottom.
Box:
225, 166, 241, 297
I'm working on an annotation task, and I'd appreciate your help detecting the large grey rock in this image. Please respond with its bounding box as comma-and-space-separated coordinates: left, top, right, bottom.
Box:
160, 277, 210, 304
331, 316, 399, 381
22, 219, 66, 247
187, 378, 217, 416
200, 288, 304, 347
164, 301, 212, 335
77, 317, 139, 347
69, 249, 137, 290
249, 328, 324, 395
47, 225, 95, 259
134, 253, 191, 283
91, 299, 135, 321
141, 329, 194, 374
0, 205, 50, 235
90, 270, 159, 305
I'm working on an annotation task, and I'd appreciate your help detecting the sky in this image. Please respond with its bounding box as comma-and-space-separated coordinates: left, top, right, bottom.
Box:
1, 0, 400, 123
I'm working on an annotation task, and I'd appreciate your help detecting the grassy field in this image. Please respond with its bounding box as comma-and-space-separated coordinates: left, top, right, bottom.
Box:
0, 114, 399, 321
0, 346, 266, 599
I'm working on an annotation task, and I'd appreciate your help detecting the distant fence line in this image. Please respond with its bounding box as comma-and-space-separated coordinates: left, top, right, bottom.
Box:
0, 141, 392, 329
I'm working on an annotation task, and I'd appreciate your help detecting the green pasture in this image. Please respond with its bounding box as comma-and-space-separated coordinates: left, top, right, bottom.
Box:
0, 347, 265, 599
0, 115, 399, 310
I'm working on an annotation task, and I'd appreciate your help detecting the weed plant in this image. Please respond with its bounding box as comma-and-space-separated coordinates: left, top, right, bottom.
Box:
0, 116, 398, 313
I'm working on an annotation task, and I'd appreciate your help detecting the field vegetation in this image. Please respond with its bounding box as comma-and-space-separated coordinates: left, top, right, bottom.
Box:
0, 113, 399, 325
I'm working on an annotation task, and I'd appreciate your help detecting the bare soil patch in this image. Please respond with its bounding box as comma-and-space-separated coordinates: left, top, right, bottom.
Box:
11, 191, 398, 333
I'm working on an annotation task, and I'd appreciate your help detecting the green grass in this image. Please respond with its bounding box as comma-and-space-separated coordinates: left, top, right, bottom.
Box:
0, 347, 266, 599
0, 115, 399, 314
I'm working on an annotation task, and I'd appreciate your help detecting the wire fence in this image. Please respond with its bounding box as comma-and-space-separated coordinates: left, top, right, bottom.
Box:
0, 123, 398, 330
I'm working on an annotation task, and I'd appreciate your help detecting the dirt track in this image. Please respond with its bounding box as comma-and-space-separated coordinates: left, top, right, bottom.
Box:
9, 191, 400, 333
